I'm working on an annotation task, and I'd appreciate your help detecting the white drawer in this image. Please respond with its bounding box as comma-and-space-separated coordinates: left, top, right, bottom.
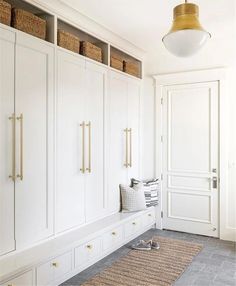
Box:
36, 251, 72, 286
1, 271, 33, 286
124, 217, 142, 238
75, 237, 101, 269
142, 210, 155, 227
102, 226, 123, 252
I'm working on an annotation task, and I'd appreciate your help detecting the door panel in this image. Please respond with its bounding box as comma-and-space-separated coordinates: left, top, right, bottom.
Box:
0, 29, 15, 255
127, 81, 140, 181
15, 36, 54, 248
56, 50, 86, 233
162, 81, 219, 237
85, 62, 106, 221
108, 72, 128, 212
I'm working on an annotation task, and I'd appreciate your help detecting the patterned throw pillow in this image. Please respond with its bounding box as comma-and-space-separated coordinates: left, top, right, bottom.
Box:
131, 178, 159, 207
120, 184, 147, 212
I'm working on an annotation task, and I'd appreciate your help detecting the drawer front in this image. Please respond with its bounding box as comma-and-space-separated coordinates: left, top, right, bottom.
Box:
36, 251, 72, 286
2, 271, 33, 286
53, 251, 72, 282
75, 238, 101, 269
142, 210, 156, 227
124, 217, 142, 238
102, 226, 123, 252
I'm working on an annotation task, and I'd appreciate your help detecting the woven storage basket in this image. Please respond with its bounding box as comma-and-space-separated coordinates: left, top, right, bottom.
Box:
58, 30, 80, 53
0, 0, 11, 26
12, 8, 46, 40
80, 41, 102, 63
123, 61, 140, 78
110, 55, 123, 71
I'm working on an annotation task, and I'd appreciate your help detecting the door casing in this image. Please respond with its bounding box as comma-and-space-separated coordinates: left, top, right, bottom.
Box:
153, 69, 229, 240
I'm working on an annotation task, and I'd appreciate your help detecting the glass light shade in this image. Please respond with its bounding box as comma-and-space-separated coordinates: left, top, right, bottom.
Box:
163, 3, 211, 57
163, 29, 211, 57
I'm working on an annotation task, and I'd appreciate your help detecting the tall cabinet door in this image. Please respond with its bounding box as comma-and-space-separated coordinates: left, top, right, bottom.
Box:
56, 50, 86, 233
127, 80, 141, 181
108, 71, 128, 213
0, 28, 15, 256
85, 61, 106, 222
15, 34, 54, 249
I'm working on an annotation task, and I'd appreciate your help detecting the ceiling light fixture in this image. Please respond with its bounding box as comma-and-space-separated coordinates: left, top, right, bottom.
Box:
162, 0, 211, 57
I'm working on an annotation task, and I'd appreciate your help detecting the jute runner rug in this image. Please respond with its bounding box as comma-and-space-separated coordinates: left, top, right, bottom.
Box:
82, 236, 203, 286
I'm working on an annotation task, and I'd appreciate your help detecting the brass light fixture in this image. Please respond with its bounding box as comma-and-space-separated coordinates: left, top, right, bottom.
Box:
162, 0, 211, 57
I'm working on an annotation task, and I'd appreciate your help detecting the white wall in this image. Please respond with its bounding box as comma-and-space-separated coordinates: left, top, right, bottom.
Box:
141, 1, 236, 240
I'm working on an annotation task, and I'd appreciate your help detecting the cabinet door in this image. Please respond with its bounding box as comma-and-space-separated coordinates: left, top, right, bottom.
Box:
56, 50, 86, 233
0, 28, 15, 256
85, 62, 106, 221
108, 71, 128, 213
15, 34, 54, 248
127, 80, 141, 181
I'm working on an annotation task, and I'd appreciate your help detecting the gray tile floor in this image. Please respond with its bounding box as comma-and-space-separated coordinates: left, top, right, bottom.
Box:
62, 229, 236, 286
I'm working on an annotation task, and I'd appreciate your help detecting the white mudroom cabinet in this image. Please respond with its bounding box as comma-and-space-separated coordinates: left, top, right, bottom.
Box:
0, 27, 15, 256
56, 49, 107, 233
108, 71, 141, 213
0, 2, 146, 283
0, 27, 54, 255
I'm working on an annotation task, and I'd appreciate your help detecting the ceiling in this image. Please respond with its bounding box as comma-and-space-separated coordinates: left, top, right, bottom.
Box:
60, 0, 235, 53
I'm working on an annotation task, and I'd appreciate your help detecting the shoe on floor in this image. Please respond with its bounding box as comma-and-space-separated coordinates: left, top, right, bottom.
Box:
144, 239, 160, 250
132, 240, 151, 251
151, 240, 160, 250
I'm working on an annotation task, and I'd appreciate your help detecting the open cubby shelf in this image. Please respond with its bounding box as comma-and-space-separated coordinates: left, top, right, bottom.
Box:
4, 0, 55, 43
110, 46, 142, 79
2, 0, 142, 78
57, 19, 109, 65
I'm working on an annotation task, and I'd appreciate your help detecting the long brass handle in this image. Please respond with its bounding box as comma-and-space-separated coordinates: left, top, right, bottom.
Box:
86, 122, 91, 173
80, 122, 86, 173
17, 114, 23, 181
128, 128, 132, 167
9, 114, 16, 181
124, 128, 128, 168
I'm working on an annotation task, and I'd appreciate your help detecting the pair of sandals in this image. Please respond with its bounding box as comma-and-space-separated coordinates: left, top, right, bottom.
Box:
132, 239, 160, 251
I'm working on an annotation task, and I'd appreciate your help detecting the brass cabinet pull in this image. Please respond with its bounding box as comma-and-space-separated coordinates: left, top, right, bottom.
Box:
9, 114, 16, 181
128, 128, 132, 167
86, 122, 91, 173
86, 244, 93, 250
124, 128, 129, 168
112, 232, 117, 236
17, 114, 23, 181
52, 262, 59, 267
80, 122, 86, 173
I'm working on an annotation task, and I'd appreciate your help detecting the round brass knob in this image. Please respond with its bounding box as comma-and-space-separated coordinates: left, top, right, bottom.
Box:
52, 262, 59, 267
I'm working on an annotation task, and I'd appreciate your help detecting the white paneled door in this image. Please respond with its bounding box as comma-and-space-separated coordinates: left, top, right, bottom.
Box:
108, 71, 140, 213
15, 34, 54, 248
57, 50, 106, 232
108, 72, 128, 212
85, 61, 106, 222
0, 28, 15, 256
57, 51, 86, 233
162, 81, 219, 237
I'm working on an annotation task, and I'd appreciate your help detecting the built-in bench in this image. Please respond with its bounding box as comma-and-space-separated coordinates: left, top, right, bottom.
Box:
0, 207, 156, 286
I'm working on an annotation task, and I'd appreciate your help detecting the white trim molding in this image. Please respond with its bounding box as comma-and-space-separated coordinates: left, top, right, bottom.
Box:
153, 68, 236, 241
